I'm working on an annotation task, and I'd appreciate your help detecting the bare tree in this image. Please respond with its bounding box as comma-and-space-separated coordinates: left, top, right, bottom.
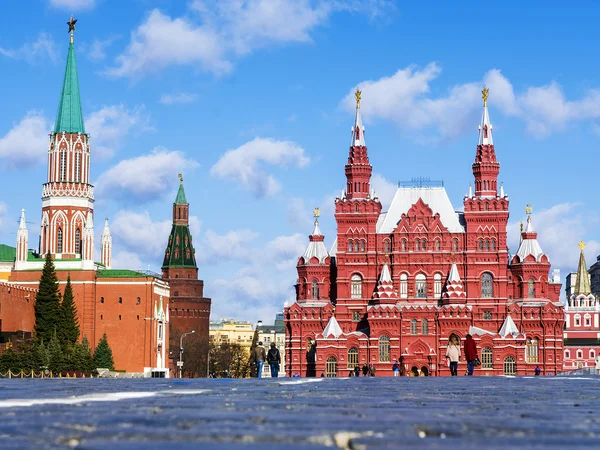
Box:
170, 329, 209, 378
208, 342, 251, 378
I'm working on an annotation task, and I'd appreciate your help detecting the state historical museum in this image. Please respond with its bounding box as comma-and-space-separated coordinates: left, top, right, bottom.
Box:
284, 88, 565, 377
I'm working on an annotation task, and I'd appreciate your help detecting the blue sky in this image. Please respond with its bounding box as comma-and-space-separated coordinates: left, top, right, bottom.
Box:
1, 0, 599, 323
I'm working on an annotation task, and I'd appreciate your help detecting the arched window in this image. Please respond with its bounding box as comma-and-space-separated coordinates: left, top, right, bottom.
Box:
577, 349, 583, 359
422, 319, 429, 335
326, 356, 337, 377
435, 240, 440, 251
565, 350, 570, 359
453, 239, 458, 252
348, 240, 353, 252
422, 240, 427, 251
384, 240, 390, 254
526, 338, 538, 363
401, 240, 407, 252
434, 273, 442, 297
478, 240, 483, 251
311, 280, 319, 299
351, 274, 362, 299
528, 279, 535, 298
591, 350, 596, 360
75, 152, 81, 182
415, 239, 420, 251
415, 274, 426, 298
503, 356, 516, 375
485, 240, 490, 251
360, 240, 365, 252
60, 149, 66, 181
410, 319, 418, 335
481, 273, 493, 298
354, 240, 359, 252
482, 347, 493, 368
483, 311, 492, 320
74, 228, 81, 254
57, 228, 63, 253
355, 204, 359, 213
574, 314, 581, 326
491, 240, 496, 250
584, 314, 591, 327
400, 273, 408, 298
347, 347, 359, 369
379, 335, 390, 362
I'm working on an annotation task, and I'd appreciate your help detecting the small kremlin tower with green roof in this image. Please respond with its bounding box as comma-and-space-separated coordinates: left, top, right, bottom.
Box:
162, 175, 211, 354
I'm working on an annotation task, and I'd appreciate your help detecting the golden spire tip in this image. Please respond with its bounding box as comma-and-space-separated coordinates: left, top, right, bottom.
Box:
482, 85, 489, 107
578, 240, 586, 252
355, 88, 362, 109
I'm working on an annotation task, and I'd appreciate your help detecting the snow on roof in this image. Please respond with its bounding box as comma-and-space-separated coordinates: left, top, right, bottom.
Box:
376, 187, 464, 234
469, 325, 496, 336
322, 315, 343, 339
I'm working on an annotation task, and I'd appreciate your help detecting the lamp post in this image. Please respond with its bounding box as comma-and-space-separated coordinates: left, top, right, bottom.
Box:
179, 330, 195, 378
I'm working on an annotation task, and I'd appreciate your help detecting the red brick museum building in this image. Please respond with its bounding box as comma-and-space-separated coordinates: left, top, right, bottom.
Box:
284, 88, 565, 377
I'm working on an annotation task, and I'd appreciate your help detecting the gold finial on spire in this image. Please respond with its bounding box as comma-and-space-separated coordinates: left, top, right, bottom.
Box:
579, 240, 586, 252
67, 16, 77, 44
313, 207, 320, 223
355, 88, 362, 109
525, 204, 532, 215
178, 173, 183, 184
482, 85, 489, 107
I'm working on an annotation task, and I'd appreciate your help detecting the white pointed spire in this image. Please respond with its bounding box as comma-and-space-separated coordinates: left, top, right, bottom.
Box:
302, 208, 329, 264
323, 314, 343, 339
374, 263, 397, 302
448, 263, 461, 282
15, 209, 29, 269
468, 184, 473, 198
443, 263, 466, 302
500, 183, 505, 197
351, 88, 366, 147
380, 264, 391, 282
499, 313, 520, 338
82, 211, 94, 267
101, 217, 112, 269
478, 86, 493, 146
515, 214, 546, 263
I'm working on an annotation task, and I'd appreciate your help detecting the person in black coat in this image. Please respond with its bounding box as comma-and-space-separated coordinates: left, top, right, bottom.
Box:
266, 342, 281, 377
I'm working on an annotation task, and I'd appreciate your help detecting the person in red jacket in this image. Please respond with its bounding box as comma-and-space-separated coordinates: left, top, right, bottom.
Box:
464, 334, 478, 376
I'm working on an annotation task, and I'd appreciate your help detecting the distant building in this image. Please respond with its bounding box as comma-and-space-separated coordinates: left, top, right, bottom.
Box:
564, 243, 600, 371
588, 255, 600, 297
256, 313, 286, 377
210, 319, 255, 350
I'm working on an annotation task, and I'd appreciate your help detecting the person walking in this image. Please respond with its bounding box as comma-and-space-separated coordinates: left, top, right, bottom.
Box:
266, 342, 281, 378
362, 363, 369, 377
445, 335, 460, 376
369, 364, 376, 377
253, 341, 267, 378
392, 359, 400, 377
354, 365, 360, 377
464, 334, 478, 376
534, 365, 541, 376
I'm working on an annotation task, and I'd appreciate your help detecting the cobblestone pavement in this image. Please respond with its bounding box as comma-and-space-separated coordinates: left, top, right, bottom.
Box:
0, 376, 599, 449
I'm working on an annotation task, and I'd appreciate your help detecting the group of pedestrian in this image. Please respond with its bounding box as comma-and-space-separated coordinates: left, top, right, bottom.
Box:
445, 333, 479, 376
251, 341, 281, 378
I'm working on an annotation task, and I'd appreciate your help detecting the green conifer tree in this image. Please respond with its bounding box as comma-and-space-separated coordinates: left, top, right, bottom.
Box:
58, 275, 80, 345
47, 333, 64, 374
93, 333, 115, 370
80, 337, 97, 373
34, 253, 61, 343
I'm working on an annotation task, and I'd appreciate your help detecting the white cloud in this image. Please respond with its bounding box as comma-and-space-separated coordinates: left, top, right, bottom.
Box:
107, 9, 231, 78
86, 36, 118, 62
343, 65, 600, 141
210, 137, 309, 197
111, 210, 172, 258
0, 33, 57, 64
204, 231, 306, 322
199, 229, 260, 263
110, 250, 144, 272
85, 104, 153, 159
0, 112, 50, 169
94, 147, 199, 201
507, 203, 600, 277
371, 173, 397, 210
159, 93, 198, 105
49, 0, 97, 10
110, 1, 393, 78
0, 202, 7, 229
